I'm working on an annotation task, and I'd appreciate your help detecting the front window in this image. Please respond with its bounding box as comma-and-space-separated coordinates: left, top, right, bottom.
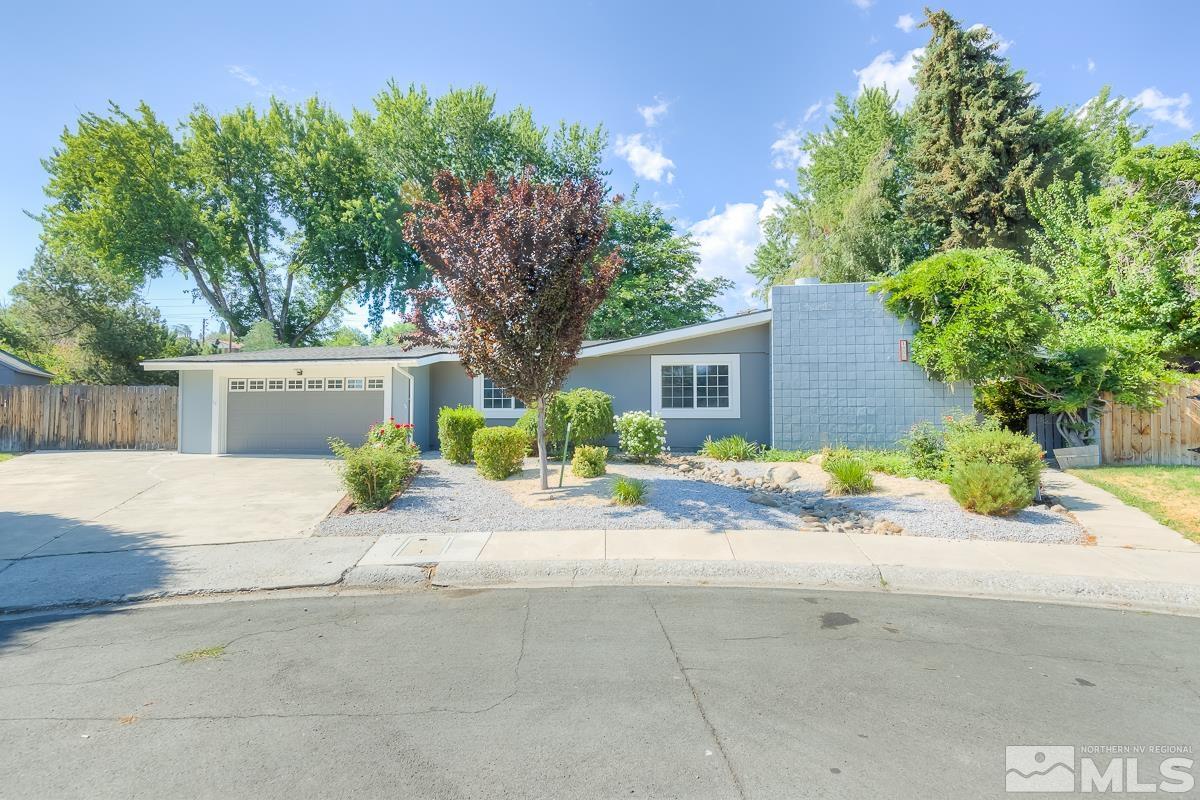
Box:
659, 364, 728, 409
482, 378, 525, 410
650, 355, 740, 419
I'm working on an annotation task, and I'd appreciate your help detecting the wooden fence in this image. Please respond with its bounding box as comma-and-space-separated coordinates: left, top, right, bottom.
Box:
0, 384, 177, 452
1100, 380, 1200, 466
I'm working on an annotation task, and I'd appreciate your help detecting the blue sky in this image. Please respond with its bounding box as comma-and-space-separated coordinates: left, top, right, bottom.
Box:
1, 0, 1195, 334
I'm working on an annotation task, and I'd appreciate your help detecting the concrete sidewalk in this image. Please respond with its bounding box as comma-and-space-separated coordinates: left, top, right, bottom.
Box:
348, 527, 1200, 613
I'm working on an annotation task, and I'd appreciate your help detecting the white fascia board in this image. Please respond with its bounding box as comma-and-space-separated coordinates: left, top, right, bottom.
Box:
577, 311, 771, 358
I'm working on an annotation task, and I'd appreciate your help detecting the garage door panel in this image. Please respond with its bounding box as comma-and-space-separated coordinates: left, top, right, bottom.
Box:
227, 390, 384, 454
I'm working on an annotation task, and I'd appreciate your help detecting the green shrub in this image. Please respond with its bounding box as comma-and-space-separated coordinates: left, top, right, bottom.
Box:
516, 388, 615, 452
860, 450, 911, 476
946, 428, 1044, 494
902, 420, 947, 478
822, 449, 875, 495
614, 411, 667, 461
515, 393, 569, 453
328, 438, 416, 510
699, 435, 761, 461
471, 426, 528, 480
571, 444, 608, 478
438, 405, 485, 464
611, 476, 648, 505
948, 461, 1034, 515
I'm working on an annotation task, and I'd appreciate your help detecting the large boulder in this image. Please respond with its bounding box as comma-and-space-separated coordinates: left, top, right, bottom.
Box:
766, 465, 800, 486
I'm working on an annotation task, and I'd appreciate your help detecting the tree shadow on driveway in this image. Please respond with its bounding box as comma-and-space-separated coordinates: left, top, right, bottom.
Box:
0, 512, 169, 648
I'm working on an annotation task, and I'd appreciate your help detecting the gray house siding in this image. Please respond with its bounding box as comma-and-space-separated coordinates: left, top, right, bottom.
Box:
0, 363, 51, 386
424, 324, 771, 451
179, 369, 213, 453
770, 281, 972, 449
406, 365, 432, 450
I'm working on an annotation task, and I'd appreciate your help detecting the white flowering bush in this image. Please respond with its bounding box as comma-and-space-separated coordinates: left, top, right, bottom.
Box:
614, 411, 667, 461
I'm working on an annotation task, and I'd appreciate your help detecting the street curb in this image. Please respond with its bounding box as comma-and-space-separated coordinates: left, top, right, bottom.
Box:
396, 560, 1200, 615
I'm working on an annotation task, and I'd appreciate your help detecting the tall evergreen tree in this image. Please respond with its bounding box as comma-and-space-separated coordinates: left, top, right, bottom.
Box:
906, 9, 1047, 251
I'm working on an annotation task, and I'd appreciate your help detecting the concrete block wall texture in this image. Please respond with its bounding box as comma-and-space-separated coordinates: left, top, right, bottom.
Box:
770, 281, 973, 450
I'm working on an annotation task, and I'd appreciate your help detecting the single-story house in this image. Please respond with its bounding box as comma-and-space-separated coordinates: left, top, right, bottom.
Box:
142, 281, 972, 455
0, 348, 53, 386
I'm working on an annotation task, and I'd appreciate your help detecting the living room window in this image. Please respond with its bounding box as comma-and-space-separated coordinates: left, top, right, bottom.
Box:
473, 376, 526, 418
650, 355, 740, 418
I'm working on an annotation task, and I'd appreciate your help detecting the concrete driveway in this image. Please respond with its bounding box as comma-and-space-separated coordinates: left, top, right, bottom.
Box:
0, 451, 345, 558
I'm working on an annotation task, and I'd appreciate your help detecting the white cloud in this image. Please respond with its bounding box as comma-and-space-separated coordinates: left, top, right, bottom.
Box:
1134, 87, 1193, 130
895, 13, 916, 32
849, 0, 874, 8
770, 128, 812, 170
774, 178, 789, 189
228, 65, 260, 87
1087, 58, 1096, 73
967, 23, 1012, 55
637, 96, 671, 127
614, 133, 676, 183
803, 100, 824, 123
688, 191, 788, 312
854, 48, 924, 107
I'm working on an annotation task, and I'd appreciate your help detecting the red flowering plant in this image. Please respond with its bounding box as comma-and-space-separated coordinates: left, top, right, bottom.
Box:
367, 418, 419, 456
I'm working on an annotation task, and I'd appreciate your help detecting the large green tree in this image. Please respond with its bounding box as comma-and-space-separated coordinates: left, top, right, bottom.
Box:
4, 247, 197, 384
750, 88, 926, 293
587, 199, 731, 339
1029, 138, 1200, 364
905, 9, 1047, 251
876, 249, 1176, 444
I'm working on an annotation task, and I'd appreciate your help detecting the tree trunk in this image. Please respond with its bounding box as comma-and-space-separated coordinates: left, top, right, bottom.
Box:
537, 401, 549, 490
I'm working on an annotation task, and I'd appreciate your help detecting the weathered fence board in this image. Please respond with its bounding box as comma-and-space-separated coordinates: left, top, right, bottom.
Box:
1100, 380, 1200, 466
0, 385, 177, 452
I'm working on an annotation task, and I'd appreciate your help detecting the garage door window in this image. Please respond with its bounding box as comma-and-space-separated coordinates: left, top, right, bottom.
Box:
306, 378, 325, 391
267, 378, 285, 391
366, 377, 385, 391
326, 378, 345, 391
346, 378, 364, 391
286, 378, 304, 391
229, 379, 247, 392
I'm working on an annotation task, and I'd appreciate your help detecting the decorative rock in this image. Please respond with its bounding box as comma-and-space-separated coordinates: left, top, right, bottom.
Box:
766, 465, 800, 486
677, 463, 693, 474
1050, 504, 1067, 513
748, 492, 780, 507
726, 467, 740, 478
806, 453, 824, 466
801, 515, 821, 523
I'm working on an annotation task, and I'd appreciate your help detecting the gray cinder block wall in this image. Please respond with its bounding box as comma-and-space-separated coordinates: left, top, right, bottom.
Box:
770, 280, 973, 450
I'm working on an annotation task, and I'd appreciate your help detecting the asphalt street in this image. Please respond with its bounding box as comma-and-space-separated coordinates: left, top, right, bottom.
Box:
1, 588, 1197, 799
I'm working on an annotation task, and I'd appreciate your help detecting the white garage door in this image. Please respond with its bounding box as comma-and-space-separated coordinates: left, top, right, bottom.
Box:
225, 376, 386, 454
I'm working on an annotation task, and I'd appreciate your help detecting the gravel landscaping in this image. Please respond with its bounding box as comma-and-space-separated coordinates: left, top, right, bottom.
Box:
318, 454, 1085, 544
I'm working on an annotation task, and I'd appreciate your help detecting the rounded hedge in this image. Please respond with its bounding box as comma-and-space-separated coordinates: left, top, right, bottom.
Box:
438, 405, 485, 464
471, 426, 528, 480
945, 428, 1044, 494
516, 388, 615, 452
948, 461, 1034, 515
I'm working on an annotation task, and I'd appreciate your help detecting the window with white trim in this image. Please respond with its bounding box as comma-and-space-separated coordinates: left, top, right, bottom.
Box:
366, 377, 385, 391
286, 378, 305, 391
266, 378, 285, 391
325, 377, 345, 391
306, 378, 325, 391
650, 355, 740, 419
229, 379, 247, 392
483, 378, 524, 410
346, 378, 364, 391
247, 379, 266, 392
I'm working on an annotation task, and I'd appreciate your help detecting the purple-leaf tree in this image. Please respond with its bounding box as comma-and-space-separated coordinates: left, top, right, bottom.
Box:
404, 170, 622, 489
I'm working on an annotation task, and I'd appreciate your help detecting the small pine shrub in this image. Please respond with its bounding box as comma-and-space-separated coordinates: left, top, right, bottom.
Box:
699, 435, 761, 461
614, 411, 667, 461
948, 462, 1034, 515
438, 405, 485, 464
571, 445, 608, 478
471, 426, 528, 480
946, 428, 1044, 494
611, 476, 648, 505
822, 449, 875, 495
328, 438, 416, 510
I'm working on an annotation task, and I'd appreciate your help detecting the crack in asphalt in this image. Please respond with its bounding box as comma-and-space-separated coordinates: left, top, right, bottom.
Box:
644, 591, 746, 800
